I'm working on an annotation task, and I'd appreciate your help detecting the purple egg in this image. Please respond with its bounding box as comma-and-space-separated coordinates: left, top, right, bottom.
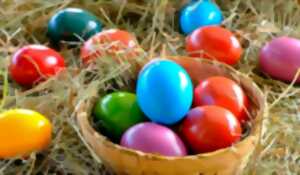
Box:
120, 122, 187, 156
259, 36, 300, 83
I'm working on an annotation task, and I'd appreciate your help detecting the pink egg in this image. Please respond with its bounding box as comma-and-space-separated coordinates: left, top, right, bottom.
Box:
120, 122, 187, 156
259, 36, 300, 83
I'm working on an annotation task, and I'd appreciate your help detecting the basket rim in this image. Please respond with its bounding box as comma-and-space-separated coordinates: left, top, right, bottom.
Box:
77, 56, 267, 161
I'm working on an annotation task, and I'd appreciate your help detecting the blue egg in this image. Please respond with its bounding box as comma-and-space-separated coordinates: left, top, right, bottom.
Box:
179, 0, 223, 35
136, 59, 193, 125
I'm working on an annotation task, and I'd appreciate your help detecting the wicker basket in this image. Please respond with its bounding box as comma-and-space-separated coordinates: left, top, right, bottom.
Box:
76, 56, 266, 175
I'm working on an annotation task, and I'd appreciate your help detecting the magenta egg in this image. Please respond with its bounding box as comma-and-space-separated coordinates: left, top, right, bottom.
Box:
259, 36, 300, 83
120, 122, 187, 156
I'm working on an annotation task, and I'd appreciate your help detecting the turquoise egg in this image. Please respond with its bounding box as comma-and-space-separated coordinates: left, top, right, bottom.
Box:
179, 0, 223, 35
136, 59, 193, 125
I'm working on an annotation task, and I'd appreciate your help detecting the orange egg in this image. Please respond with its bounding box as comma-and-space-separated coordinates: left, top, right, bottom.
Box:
80, 29, 142, 64
0, 109, 52, 158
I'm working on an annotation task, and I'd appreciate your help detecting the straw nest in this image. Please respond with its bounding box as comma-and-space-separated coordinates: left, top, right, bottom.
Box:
0, 0, 299, 174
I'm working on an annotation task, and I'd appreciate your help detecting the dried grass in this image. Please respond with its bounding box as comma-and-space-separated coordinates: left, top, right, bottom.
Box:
0, 0, 299, 174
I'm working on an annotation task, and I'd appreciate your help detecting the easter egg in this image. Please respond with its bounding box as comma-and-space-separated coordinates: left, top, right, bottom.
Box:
10, 45, 65, 86
121, 122, 187, 156
0, 109, 52, 158
186, 26, 243, 65
93, 92, 146, 141
259, 36, 300, 83
80, 29, 140, 64
136, 59, 193, 125
194, 76, 249, 123
179, 0, 223, 35
47, 8, 102, 44
182, 106, 241, 153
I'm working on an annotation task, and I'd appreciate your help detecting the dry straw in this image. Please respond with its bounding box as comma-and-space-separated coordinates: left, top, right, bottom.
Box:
0, 0, 300, 174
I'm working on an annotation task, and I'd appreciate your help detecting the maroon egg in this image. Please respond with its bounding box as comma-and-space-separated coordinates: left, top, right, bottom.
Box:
10, 45, 65, 86
120, 122, 187, 156
181, 106, 242, 154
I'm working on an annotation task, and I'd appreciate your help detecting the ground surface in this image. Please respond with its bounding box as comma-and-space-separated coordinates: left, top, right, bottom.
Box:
0, 0, 300, 174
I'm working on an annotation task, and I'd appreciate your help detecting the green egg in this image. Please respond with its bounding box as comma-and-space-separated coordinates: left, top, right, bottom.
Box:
47, 8, 102, 45
93, 92, 146, 141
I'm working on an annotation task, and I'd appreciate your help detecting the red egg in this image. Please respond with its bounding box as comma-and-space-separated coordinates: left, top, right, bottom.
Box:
10, 45, 65, 86
193, 76, 249, 123
186, 26, 243, 65
80, 29, 140, 64
182, 106, 242, 153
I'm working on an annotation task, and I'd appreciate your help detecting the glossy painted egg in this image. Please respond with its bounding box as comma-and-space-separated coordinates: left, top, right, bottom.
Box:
186, 26, 243, 65
0, 109, 52, 158
182, 106, 241, 153
121, 122, 187, 156
93, 92, 146, 141
259, 36, 300, 83
180, 0, 223, 35
136, 59, 193, 125
47, 8, 102, 44
194, 76, 249, 123
10, 45, 65, 86
80, 29, 140, 64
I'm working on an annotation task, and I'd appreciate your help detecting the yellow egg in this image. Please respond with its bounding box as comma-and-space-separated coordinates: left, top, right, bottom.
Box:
0, 109, 52, 158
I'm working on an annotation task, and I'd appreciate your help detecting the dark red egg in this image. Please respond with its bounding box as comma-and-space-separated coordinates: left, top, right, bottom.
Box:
186, 26, 242, 65
193, 76, 249, 123
181, 106, 242, 153
10, 45, 65, 86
